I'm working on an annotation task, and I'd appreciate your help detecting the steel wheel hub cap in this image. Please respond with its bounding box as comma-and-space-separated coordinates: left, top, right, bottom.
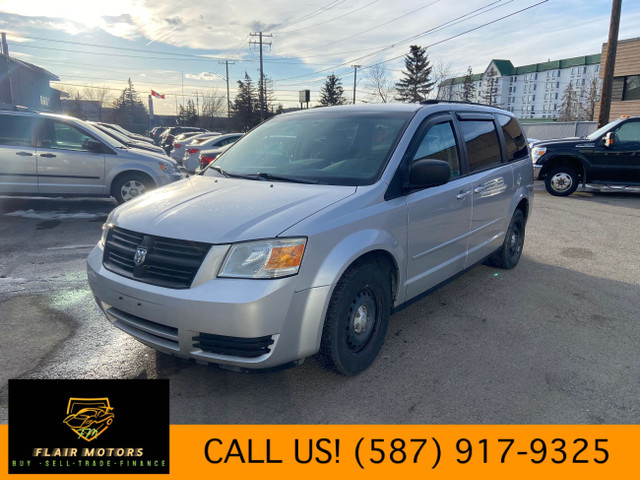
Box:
550, 173, 572, 191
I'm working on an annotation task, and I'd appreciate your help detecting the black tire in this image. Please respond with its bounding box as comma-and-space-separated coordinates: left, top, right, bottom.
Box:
112, 173, 153, 204
316, 260, 391, 376
545, 166, 579, 196
485, 209, 526, 270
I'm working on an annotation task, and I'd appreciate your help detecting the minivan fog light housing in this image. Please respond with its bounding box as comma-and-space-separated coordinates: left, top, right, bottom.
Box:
219, 238, 307, 279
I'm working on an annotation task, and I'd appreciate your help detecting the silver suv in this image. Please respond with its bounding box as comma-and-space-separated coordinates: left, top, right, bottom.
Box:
87, 102, 533, 375
0, 108, 181, 203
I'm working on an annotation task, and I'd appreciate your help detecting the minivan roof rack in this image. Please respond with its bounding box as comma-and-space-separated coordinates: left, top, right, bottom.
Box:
420, 99, 489, 106
0, 103, 31, 112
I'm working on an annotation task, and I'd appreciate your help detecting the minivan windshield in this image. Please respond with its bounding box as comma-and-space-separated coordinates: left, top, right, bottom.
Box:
203, 109, 412, 185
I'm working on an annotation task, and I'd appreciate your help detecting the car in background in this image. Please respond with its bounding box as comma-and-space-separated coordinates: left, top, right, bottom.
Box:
183, 133, 243, 172
170, 131, 222, 162
150, 125, 170, 145
89, 121, 167, 156
88, 102, 533, 375
195, 143, 232, 173
97, 122, 154, 145
0, 107, 181, 204
532, 116, 640, 196
159, 126, 209, 151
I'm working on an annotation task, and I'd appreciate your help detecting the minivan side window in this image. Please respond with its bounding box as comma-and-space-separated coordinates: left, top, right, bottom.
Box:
460, 120, 502, 172
412, 121, 461, 178
0, 116, 33, 147
39, 120, 97, 152
497, 114, 528, 161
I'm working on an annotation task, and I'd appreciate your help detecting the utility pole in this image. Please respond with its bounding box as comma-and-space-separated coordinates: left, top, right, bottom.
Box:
351, 65, 361, 104
598, 0, 623, 127
250, 32, 272, 122
1, 32, 14, 104
219, 60, 234, 121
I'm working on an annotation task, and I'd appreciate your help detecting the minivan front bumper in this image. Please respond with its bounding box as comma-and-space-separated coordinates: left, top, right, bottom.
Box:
87, 245, 331, 370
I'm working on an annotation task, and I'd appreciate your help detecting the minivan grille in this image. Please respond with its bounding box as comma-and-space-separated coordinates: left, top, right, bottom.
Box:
103, 227, 211, 289
193, 333, 275, 358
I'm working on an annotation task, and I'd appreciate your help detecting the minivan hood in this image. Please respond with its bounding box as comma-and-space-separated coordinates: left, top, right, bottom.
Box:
111, 175, 357, 243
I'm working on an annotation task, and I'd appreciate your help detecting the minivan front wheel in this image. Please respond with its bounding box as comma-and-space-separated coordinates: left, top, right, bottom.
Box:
317, 261, 391, 376
545, 166, 579, 196
112, 173, 153, 204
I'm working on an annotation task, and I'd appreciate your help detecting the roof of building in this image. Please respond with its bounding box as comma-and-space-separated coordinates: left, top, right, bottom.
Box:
0, 53, 59, 81
441, 53, 602, 86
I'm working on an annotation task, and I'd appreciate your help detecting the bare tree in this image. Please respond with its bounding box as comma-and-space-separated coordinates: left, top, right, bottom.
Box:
481, 68, 499, 106
578, 74, 601, 121
197, 89, 226, 130
432, 59, 454, 100
364, 64, 395, 103
458, 66, 476, 102
82, 85, 111, 121
558, 83, 579, 121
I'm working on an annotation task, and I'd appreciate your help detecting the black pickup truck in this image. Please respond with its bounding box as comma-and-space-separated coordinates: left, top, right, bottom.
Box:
532, 116, 640, 196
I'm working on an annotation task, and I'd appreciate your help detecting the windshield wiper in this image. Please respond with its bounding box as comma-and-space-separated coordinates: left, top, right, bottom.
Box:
255, 172, 318, 184
210, 165, 257, 180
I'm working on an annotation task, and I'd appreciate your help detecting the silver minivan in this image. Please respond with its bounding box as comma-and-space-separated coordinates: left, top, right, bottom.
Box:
0, 109, 181, 203
87, 102, 533, 375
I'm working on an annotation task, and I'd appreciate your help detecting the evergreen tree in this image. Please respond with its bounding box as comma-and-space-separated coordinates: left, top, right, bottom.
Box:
319, 74, 347, 106
178, 99, 198, 126
232, 72, 260, 131
395, 45, 435, 103
459, 66, 476, 102
558, 83, 579, 121
481, 68, 499, 106
112, 79, 147, 133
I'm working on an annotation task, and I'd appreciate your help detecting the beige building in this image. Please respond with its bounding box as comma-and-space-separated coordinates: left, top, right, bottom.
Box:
596, 37, 640, 121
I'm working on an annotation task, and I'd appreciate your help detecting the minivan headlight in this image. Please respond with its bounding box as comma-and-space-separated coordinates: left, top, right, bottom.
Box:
100, 212, 114, 247
218, 238, 306, 279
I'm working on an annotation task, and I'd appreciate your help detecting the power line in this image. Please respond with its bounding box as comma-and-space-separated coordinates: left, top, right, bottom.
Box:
271, 0, 347, 32
272, 0, 536, 82
276, 0, 380, 35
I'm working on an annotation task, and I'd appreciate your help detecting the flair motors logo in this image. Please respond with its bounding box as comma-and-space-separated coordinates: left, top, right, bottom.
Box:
63, 398, 114, 442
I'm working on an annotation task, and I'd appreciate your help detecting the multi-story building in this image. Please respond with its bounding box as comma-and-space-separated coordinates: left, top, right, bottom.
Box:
438, 54, 601, 120
594, 37, 640, 121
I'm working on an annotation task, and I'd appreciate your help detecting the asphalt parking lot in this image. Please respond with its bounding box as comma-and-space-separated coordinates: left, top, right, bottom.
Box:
1, 183, 639, 425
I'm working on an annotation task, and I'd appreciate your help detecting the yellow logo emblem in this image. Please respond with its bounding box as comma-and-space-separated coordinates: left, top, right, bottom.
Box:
63, 398, 114, 442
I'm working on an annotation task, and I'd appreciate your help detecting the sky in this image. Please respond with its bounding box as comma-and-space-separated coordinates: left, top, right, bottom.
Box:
0, 0, 638, 115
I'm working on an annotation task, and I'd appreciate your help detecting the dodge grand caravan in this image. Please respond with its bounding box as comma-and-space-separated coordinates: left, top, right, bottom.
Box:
87, 102, 533, 375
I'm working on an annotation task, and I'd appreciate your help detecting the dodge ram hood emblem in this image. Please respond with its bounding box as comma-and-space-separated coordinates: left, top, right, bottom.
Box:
134, 247, 148, 265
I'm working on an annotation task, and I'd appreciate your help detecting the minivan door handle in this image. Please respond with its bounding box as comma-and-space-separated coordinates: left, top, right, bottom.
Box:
40, 153, 57, 158
456, 190, 471, 200
16, 151, 33, 157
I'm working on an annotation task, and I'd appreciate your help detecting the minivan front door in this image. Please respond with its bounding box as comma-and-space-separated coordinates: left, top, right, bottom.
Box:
35, 119, 106, 195
405, 117, 472, 300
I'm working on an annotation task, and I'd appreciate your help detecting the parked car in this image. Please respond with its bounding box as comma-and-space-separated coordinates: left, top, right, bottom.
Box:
532, 116, 640, 196
89, 122, 167, 156
196, 144, 232, 173
97, 122, 154, 144
150, 126, 170, 145
0, 108, 182, 204
159, 126, 209, 153
170, 132, 222, 162
88, 102, 533, 375
182, 133, 243, 172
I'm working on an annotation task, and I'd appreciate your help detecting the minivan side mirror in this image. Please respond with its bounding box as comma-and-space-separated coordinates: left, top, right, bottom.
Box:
409, 158, 451, 189
86, 140, 105, 153
604, 132, 615, 148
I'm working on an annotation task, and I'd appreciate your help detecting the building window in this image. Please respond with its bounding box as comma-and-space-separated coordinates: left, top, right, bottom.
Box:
623, 75, 640, 101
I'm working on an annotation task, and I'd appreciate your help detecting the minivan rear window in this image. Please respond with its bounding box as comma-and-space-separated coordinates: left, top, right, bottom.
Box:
497, 114, 528, 161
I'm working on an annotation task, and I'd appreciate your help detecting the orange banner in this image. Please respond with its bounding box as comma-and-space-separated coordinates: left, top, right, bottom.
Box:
3, 424, 640, 478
